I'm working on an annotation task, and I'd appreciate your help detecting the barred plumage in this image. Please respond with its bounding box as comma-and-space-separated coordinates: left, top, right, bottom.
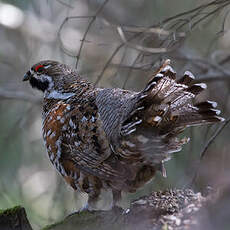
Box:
23, 59, 224, 210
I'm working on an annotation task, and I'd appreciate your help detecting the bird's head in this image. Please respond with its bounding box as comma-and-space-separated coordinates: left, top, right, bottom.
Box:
23, 60, 77, 99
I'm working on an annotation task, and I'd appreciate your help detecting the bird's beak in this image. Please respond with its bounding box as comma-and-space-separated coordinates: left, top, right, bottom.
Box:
23, 71, 31, 81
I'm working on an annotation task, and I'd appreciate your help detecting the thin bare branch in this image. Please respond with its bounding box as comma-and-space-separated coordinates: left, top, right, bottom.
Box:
0, 88, 41, 103
75, 0, 110, 69
219, 54, 230, 65
55, 0, 74, 8
122, 52, 143, 89
194, 75, 230, 84
94, 27, 167, 85
191, 4, 229, 30
112, 46, 128, 80
200, 119, 230, 160
94, 43, 124, 86
75, 16, 96, 68
95, 1, 230, 85
117, 26, 167, 54
190, 118, 230, 186
159, 0, 230, 27
58, 16, 95, 57
121, 26, 185, 37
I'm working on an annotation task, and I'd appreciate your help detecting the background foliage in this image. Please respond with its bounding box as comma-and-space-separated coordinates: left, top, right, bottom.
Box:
0, 0, 229, 229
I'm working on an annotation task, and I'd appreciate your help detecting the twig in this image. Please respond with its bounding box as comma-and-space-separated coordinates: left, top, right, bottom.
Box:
0, 88, 41, 103
190, 118, 230, 186
200, 119, 230, 160
122, 52, 143, 89
55, 0, 74, 8
219, 54, 230, 65
121, 26, 185, 37
75, 0, 110, 69
95, 0, 230, 85
206, 9, 230, 56
191, 3, 229, 30
112, 46, 128, 80
58, 16, 95, 57
117, 26, 167, 54
159, 0, 230, 26
94, 43, 124, 86
194, 75, 230, 84
94, 27, 164, 85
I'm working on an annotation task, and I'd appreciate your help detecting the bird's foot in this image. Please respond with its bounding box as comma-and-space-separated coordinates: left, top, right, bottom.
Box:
122, 208, 130, 215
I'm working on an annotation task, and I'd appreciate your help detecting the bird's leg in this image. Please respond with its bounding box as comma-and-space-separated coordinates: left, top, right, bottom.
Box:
87, 191, 101, 211
112, 190, 122, 210
112, 190, 121, 206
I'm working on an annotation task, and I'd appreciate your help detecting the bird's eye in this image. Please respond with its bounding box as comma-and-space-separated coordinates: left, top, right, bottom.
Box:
34, 64, 44, 72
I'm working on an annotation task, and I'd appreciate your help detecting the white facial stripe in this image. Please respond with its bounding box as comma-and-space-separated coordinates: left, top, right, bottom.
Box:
45, 90, 75, 99
32, 70, 75, 99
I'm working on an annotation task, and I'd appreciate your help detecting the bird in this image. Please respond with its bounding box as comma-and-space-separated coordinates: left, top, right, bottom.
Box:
23, 59, 224, 210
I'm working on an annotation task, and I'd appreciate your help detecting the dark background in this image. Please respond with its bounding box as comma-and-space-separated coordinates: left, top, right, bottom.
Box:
0, 0, 229, 229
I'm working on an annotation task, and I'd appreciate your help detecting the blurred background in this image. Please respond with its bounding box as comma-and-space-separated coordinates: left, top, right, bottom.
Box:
0, 0, 229, 229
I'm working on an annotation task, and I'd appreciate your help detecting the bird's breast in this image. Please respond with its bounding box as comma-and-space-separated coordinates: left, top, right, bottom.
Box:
42, 101, 72, 171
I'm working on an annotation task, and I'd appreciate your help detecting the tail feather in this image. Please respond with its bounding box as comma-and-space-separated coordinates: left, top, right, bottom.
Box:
169, 103, 223, 128
141, 59, 224, 128
119, 59, 224, 168
177, 71, 195, 85
187, 83, 207, 95
195, 100, 217, 109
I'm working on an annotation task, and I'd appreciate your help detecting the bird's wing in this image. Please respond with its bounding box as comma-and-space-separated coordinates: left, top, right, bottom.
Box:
95, 88, 140, 145
95, 87, 171, 166
43, 94, 134, 182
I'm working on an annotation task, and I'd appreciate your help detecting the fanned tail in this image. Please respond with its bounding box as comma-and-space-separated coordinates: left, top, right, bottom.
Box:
120, 59, 224, 169
141, 59, 224, 130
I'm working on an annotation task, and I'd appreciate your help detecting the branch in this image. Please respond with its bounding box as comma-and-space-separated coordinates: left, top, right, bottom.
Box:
200, 118, 230, 160
190, 118, 230, 186
0, 88, 41, 103
75, 0, 110, 69
55, 0, 74, 8
194, 75, 230, 84
117, 26, 167, 54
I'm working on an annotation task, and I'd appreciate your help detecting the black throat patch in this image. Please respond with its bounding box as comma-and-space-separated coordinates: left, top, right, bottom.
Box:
29, 77, 49, 92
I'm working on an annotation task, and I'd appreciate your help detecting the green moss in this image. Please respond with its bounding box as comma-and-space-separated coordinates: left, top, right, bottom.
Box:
41, 213, 77, 230
41, 219, 65, 230
0, 206, 22, 216
41, 211, 95, 230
